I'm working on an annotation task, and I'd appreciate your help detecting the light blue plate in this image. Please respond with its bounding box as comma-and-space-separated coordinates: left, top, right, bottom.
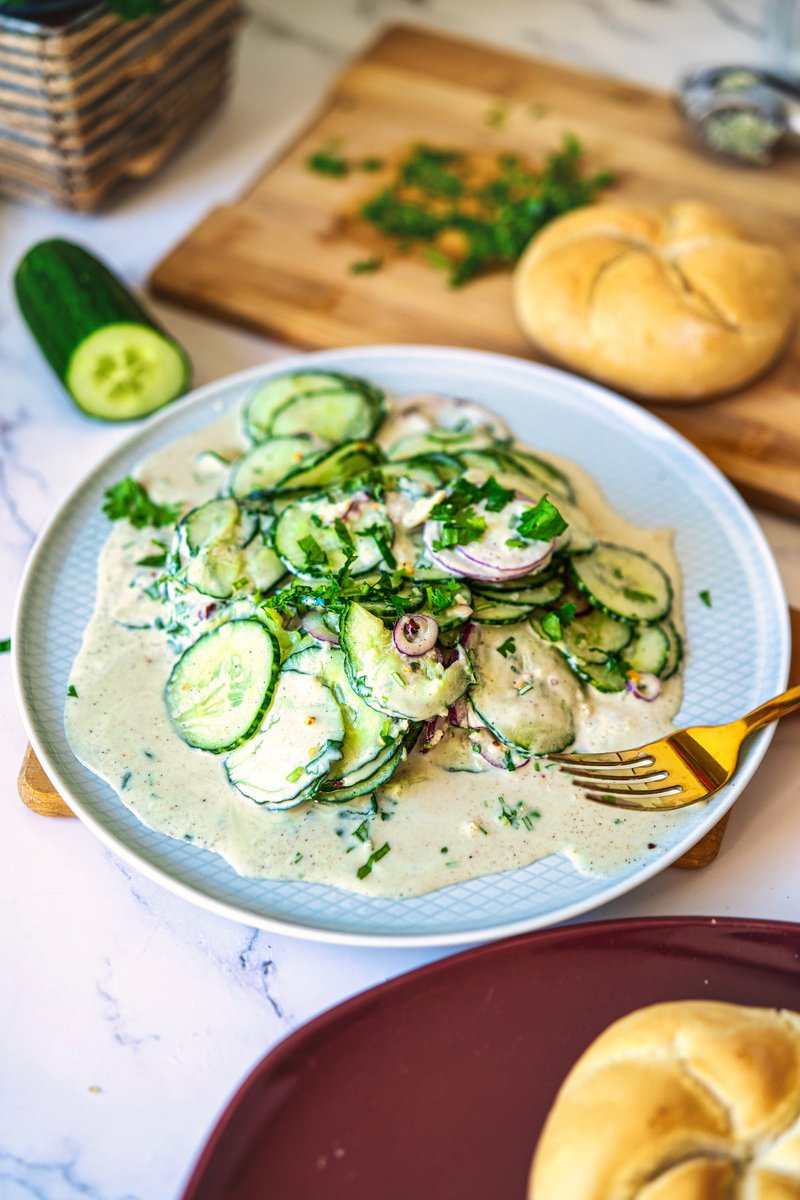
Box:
13, 347, 790, 947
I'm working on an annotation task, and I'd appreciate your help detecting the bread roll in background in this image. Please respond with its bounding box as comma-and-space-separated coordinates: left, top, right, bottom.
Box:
513, 201, 794, 403
529, 1000, 800, 1199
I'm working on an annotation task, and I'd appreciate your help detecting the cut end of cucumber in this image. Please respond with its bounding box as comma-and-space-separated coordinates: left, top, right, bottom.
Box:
66, 323, 190, 422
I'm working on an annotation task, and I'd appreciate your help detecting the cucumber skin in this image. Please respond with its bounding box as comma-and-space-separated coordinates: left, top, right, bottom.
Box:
14, 239, 191, 410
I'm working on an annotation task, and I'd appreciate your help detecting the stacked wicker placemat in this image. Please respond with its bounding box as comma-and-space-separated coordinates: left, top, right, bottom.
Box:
0, 0, 241, 210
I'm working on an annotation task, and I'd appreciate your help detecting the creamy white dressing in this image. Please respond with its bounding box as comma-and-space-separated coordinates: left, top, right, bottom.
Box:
65, 398, 688, 898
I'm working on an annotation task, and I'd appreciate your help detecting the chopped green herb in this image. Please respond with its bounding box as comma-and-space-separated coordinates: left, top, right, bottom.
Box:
423, 246, 453, 271
359, 156, 385, 173
515, 494, 567, 542
286, 766, 305, 783
623, 586, 656, 604
0, 638, 10, 654
307, 145, 350, 177
497, 636, 516, 658
293, 851, 304, 864
541, 611, 563, 641
135, 551, 168, 568
482, 475, 514, 513
297, 534, 328, 568
67, 684, 78, 698
359, 135, 612, 287
120, 770, 132, 789
232, 576, 250, 591
432, 509, 485, 551
485, 100, 509, 129
440, 846, 449, 854
354, 818, 372, 843
498, 795, 540, 829
425, 578, 463, 613
390, 670, 407, 688
349, 256, 383, 275
357, 842, 391, 879
699, 589, 713, 608
102, 477, 182, 530
333, 518, 357, 561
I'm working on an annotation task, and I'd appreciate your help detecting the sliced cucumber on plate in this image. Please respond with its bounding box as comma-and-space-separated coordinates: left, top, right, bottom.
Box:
165, 619, 279, 752
225, 670, 344, 808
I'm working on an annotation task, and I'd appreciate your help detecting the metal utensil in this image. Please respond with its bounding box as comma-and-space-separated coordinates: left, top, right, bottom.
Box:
677, 64, 800, 164
550, 681, 800, 811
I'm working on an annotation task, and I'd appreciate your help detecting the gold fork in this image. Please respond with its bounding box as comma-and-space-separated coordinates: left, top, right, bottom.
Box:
550, 682, 800, 811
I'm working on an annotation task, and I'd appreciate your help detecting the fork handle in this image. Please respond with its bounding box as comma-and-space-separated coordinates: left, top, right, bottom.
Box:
739, 682, 800, 735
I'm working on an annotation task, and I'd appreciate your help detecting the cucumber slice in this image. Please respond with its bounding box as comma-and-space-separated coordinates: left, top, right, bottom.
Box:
570, 543, 673, 624
562, 609, 633, 665
165, 618, 279, 752
175, 498, 258, 600
225, 670, 344, 808
318, 744, 406, 803
379, 460, 443, 491
66, 325, 189, 422
273, 493, 394, 578
388, 429, 495, 460
622, 624, 669, 675
660, 618, 683, 680
182, 498, 251, 553
472, 598, 535, 624
567, 656, 628, 693
468, 623, 576, 755
398, 452, 463, 482
244, 373, 358, 442
341, 601, 472, 721
473, 576, 565, 607
229, 436, 314, 500
270, 386, 383, 444
241, 533, 286, 593
15, 240, 190, 421
287, 643, 408, 784
276, 440, 385, 493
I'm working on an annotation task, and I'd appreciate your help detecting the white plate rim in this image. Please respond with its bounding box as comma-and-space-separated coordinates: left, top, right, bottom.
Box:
12, 345, 790, 948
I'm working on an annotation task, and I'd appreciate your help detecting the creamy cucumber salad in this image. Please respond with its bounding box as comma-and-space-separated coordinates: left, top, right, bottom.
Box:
65, 370, 686, 896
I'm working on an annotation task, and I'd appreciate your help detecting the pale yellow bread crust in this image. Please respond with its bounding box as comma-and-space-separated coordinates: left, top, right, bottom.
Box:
528, 1000, 800, 1200
512, 201, 794, 402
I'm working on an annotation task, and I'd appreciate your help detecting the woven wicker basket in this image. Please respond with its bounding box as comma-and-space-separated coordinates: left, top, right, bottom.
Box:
0, 0, 241, 209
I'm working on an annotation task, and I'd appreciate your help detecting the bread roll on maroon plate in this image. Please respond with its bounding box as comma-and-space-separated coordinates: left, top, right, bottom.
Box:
513, 201, 794, 403
529, 1000, 800, 1199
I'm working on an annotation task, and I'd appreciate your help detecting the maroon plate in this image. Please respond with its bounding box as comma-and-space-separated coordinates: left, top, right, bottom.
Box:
182, 918, 800, 1200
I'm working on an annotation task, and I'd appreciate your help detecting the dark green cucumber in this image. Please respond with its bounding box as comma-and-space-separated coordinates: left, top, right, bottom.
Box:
14, 239, 191, 421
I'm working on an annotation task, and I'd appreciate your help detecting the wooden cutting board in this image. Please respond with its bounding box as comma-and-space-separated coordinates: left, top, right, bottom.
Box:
150, 24, 800, 518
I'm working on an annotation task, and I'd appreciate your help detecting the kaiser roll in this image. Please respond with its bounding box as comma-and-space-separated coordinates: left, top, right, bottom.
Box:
529, 1000, 800, 1199
513, 201, 793, 402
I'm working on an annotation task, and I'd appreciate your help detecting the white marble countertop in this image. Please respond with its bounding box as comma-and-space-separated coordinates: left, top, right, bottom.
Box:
2, 2, 799, 1197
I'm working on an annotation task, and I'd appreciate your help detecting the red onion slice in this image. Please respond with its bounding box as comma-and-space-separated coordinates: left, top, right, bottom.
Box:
470, 729, 530, 770
625, 671, 662, 702
460, 539, 554, 577
393, 613, 439, 656
420, 716, 445, 753
301, 612, 340, 646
